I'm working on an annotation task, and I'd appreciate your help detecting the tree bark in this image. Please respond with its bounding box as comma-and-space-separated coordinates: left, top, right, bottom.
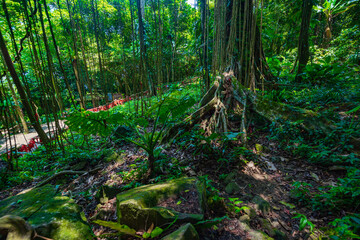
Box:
0, 30, 50, 146
66, 0, 86, 108
295, 0, 313, 82
91, 0, 107, 103
38, 0, 64, 112
44, 0, 77, 109
201, 0, 210, 90
136, 0, 154, 95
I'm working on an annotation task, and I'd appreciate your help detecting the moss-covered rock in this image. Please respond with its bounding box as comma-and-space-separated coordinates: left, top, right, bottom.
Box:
239, 214, 250, 223
224, 171, 238, 185
242, 206, 257, 219
116, 177, 205, 231
225, 182, 241, 194
0, 185, 94, 240
103, 150, 125, 164
161, 223, 199, 240
274, 229, 287, 240
252, 195, 271, 215
260, 218, 276, 237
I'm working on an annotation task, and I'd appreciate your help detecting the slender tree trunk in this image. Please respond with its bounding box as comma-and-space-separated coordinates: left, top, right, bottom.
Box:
66, 0, 86, 108
77, 22, 95, 108
201, 0, 210, 89
129, 0, 139, 114
1, 67, 29, 134
171, 1, 179, 83
90, 0, 107, 104
38, 0, 64, 112
136, 0, 154, 95
0, 30, 50, 145
43, 0, 77, 109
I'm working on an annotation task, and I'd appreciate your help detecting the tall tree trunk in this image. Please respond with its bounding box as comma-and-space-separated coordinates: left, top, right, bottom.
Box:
91, 0, 106, 103
136, 0, 154, 95
66, 0, 86, 108
295, 0, 313, 82
201, 0, 210, 89
38, 0, 64, 112
43, 0, 77, 109
77, 22, 95, 108
0, 30, 50, 146
1, 61, 29, 134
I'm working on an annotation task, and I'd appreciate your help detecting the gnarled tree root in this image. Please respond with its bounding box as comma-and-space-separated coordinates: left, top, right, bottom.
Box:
165, 71, 339, 143
35, 166, 102, 188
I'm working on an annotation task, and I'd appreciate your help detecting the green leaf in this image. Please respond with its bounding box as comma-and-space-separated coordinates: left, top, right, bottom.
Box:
279, 201, 295, 209
195, 216, 229, 229
299, 217, 307, 231
93, 220, 137, 236
142, 232, 151, 238
346, 105, 360, 114
350, 217, 360, 225
150, 227, 163, 238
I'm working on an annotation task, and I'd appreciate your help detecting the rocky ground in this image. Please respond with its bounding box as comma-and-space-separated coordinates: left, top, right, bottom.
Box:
1, 129, 346, 240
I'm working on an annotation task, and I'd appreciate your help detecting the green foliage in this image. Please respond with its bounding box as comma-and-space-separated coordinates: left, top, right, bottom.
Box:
328, 214, 360, 239
292, 213, 314, 232
0, 133, 107, 189
65, 91, 196, 175
314, 0, 357, 23
176, 127, 249, 168
226, 198, 249, 216
313, 168, 360, 212
269, 114, 359, 167
92, 220, 138, 237
194, 216, 229, 229
65, 110, 128, 137
290, 181, 312, 205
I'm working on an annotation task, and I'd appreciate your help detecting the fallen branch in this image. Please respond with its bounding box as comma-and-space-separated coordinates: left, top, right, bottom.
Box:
35, 166, 102, 188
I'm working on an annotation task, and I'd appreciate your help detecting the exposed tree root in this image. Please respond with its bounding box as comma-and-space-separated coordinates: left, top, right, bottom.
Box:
166, 71, 339, 143
35, 166, 102, 188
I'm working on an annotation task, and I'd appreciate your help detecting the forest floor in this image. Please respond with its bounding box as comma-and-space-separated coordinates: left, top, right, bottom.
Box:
0, 130, 345, 240
0, 120, 65, 154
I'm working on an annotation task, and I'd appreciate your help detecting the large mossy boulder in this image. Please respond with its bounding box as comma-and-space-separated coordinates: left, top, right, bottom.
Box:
0, 185, 94, 240
116, 177, 205, 231
161, 223, 199, 240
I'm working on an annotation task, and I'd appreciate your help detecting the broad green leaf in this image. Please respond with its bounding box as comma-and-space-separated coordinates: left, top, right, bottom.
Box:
93, 220, 137, 236
150, 227, 163, 238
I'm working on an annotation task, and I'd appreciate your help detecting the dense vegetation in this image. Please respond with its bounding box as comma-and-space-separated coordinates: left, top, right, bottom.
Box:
0, 0, 359, 239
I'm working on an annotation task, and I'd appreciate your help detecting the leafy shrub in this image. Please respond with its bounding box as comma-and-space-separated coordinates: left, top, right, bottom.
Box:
66, 92, 196, 176
328, 214, 360, 239
290, 181, 312, 205
313, 168, 360, 212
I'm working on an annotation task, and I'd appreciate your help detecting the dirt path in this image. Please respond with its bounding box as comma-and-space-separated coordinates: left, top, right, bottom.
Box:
0, 120, 65, 154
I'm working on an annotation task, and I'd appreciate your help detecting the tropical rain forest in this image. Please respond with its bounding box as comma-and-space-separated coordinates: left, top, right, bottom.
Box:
0, 0, 359, 239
